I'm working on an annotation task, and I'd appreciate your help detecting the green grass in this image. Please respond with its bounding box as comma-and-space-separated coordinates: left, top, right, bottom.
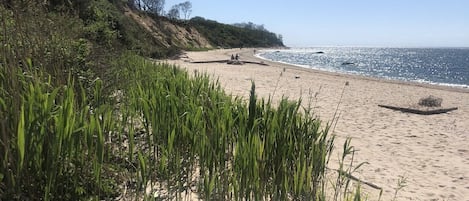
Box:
1, 52, 368, 200
117, 55, 336, 200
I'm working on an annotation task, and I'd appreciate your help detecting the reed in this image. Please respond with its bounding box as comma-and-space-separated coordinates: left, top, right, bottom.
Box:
1, 4, 116, 199
116, 55, 365, 200
1, 53, 367, 200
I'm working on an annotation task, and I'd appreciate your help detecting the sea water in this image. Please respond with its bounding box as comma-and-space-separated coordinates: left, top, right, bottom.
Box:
258, 47, 469, 88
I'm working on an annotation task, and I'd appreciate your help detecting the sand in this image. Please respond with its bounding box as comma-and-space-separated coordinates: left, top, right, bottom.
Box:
168, 48, 469, 201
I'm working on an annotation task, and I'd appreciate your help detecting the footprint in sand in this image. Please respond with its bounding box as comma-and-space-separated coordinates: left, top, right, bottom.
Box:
426, 192, 435, 197
452, 177, 465, 183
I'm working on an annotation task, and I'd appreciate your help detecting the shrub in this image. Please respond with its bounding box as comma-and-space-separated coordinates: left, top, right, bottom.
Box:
418, 95, 442, 107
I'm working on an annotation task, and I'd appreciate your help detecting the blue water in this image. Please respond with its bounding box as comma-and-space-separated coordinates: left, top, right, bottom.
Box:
258, 47, 469, 88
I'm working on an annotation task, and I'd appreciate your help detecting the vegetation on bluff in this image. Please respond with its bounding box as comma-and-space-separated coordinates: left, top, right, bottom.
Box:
191, 16, 285, 48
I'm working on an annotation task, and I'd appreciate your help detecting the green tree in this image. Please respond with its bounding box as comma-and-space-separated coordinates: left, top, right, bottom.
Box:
142, 0, 165, 16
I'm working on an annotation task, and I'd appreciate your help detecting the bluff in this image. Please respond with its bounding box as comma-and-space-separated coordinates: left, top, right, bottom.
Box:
122, 5, 285, 52
2, 0, 283, 60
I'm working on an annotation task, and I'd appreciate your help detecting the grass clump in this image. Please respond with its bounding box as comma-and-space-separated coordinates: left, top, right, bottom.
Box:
418, 95, 442, 107
113, 55, 366, 200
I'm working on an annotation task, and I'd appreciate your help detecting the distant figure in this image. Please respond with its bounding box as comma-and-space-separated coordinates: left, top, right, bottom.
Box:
235, 54, 239, 60
231, 54, 235, 60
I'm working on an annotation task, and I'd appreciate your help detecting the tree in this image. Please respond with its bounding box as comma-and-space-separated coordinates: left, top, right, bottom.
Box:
127, 0, 136, 9
179, 1, 192, 20
167, 1, 192, 20
277, 34, 283, 43
167, 5, 180, 20
141, 0, 165, 16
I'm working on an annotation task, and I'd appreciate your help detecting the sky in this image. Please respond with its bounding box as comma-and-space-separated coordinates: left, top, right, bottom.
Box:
165, 0, 469, 47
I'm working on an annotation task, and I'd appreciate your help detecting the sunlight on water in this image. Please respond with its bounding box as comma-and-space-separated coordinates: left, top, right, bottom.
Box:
258, 47, 469, 88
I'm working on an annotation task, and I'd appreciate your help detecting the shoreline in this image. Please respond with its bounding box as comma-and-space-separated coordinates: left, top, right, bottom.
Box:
169, 48, 469, 201
252, 48, 469, 94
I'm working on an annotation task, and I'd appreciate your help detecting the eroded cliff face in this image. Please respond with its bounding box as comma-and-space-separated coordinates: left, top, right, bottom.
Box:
124, 6, 212, 49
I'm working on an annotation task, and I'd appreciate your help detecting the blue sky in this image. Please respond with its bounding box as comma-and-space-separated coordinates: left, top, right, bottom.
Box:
165, 0, 469, 47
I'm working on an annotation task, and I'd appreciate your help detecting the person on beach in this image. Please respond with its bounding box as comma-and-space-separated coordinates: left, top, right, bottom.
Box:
231, 54, 235, 60
235, 54, 239, 60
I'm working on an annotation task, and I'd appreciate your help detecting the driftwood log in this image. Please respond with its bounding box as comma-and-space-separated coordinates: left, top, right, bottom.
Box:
190, 60, 269, 66
327, 168, 382, 190
190, 59, 229, 64
378, 105, 458, 115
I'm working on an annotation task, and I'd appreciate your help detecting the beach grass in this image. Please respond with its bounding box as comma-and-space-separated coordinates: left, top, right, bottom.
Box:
1, 52, 367, 200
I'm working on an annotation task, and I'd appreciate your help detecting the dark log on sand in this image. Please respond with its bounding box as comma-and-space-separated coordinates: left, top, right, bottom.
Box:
242, 61, 269, 66
190, 60, 229, 64
190, 60, 269, 66
378, 105, 458, 115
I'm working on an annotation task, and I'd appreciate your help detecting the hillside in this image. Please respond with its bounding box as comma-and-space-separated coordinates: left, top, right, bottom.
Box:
0, 0, 283, 61
122, 6, 213, 50
122, 6, 284, 50
81, 1, 284, 57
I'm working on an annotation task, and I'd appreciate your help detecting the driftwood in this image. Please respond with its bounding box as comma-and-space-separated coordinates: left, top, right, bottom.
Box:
190, 60, 269, 66
337, 169, 382, 190
378, 105, 458, 115
327, 168, 382, 190
190, 59, 229, 64
227, 60, 244, 65
242, 61, 269, 66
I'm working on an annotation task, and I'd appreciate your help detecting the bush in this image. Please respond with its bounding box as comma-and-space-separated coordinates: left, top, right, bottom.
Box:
418, 95, 442, 107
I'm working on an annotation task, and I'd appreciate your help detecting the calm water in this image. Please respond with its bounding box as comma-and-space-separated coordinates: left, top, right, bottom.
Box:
258, 47, 469, 88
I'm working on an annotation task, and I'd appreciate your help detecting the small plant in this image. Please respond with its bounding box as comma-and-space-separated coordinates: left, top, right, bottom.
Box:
392, 175, 408, 201
418, 95, 442, 107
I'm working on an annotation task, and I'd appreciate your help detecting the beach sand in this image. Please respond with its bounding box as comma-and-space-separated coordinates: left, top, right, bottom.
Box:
169, 48, 469, 201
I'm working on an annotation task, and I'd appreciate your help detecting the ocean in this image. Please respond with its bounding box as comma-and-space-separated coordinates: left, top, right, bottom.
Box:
257, 47, 469, 88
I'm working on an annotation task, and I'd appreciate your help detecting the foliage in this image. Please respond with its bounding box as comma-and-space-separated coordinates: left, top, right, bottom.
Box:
115, 55, 345, 200
233, 22, 268, 31
418, 95, 442, 107
82, 0, 120, 47
179, 1, 193, 20
79, 0, 175, 59
141, 0, 165, 16
190, 16, 284, 48
0, 4, 117, 199
167, 5, 180, 20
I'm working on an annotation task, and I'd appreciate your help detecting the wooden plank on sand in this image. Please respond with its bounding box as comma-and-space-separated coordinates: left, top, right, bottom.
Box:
190, 60, 229, 63
378, 105, 458, 115
190, 60, 269, 66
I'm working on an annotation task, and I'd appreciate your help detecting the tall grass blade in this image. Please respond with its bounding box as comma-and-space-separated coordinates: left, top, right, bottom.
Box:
17, 104, 25, 170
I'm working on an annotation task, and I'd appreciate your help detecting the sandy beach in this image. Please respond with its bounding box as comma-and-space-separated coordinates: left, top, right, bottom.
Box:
169, 48, 469, 201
